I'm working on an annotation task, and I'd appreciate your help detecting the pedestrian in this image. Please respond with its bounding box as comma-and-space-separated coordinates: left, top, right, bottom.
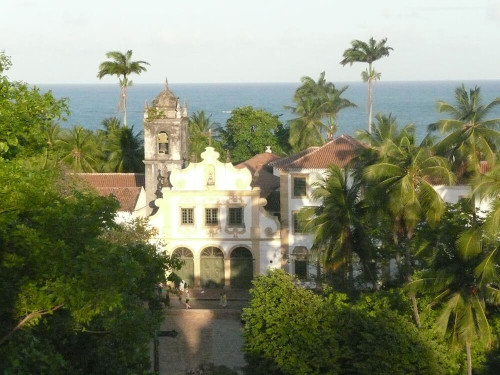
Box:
185, 288, 191, 309
219, 291, 224, 307
222, 291, 227, 307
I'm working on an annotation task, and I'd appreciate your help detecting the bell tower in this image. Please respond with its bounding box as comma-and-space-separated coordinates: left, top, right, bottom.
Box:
143, 80, 188, 213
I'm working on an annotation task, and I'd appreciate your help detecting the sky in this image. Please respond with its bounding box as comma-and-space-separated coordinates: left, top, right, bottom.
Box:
2, 0, 500, 84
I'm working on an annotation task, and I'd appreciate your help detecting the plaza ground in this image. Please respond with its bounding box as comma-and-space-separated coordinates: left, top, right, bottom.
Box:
157, 288, 249, 374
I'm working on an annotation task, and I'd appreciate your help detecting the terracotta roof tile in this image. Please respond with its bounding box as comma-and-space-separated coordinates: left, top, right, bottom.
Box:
236, 153, 281, 198
268, 147, 319, 169
76, 173, 145, 212
271, 135, 363, 170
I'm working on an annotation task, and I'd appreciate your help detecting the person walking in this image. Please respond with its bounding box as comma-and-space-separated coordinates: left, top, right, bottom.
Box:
185, 288, 191, 309
222, 291, 227, 308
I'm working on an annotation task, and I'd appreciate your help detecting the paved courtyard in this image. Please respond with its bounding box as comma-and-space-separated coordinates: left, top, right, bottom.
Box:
157, 289, 249, 374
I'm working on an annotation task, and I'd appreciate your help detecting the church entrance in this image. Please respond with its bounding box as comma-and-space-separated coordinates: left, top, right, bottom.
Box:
230, 247, 253, 289
172, 247, 194, 287
200, 247, 224, 288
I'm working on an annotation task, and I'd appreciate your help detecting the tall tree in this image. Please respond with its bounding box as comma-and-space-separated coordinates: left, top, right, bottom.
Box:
0, 51, 69, 160
288, 72, 355, 151
56, 125, 99, 172
364, 133, 454, 326
99, 117, 144, 173
0, 163, 179, 373
340, 37, 393, 133
408, 202, 500, 375
221, 106, 288, 162
97, 50, 149, 127
304, 165, 374, 291
188, 110, 220, 162
428, 85, 500, 180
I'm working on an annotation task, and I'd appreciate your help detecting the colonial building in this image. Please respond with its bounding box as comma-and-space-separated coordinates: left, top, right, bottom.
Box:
81, 85, 491, 289
268, 135, 363, 280
148, 146, 281, 289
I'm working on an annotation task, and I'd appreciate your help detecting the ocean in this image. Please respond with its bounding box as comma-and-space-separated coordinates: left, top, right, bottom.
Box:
38, 81, 500, 141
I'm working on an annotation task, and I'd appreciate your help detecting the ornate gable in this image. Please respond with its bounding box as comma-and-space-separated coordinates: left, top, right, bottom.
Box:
169, 147, 252, 191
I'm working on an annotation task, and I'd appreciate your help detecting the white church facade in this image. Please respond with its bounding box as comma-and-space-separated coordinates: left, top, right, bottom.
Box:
148, 146, 281, 289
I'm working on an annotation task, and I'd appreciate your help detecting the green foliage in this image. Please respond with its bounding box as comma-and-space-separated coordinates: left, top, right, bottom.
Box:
97, 50, 149, 127
429, 85, 500, 180
304, 165, 375, 292
408, 202, 500, 373
340, 37, 393, 131
242, 270, 452, 375
0, 162, 176, 373
98, 117, 144, 173
242, 270, 340, 375
0, 51, 69, 160
287, 72, 355, 151
188, 110, 224, 162
221, 106, 289, 162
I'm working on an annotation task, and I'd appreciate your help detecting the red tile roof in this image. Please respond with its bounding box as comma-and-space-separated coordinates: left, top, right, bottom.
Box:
270, 135, 363, 170
76, 173, 145, 212
236, 152, 281, 198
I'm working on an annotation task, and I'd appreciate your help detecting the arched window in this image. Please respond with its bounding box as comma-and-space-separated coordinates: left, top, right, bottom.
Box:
172, 247, 193, 258
158, 131, 168, 154
201, 247, 224, 257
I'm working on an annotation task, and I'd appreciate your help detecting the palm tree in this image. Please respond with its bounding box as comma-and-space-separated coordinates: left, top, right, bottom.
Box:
56, 125, 99, 172
105, 126, 144, 173
303, 165, 374, 292
364, 133, 455, 326
407, 203, 500, 375
188, 111, 219, 161
97, 50, 149, 127
471, 164, 500, 235
41, 123, 61, 169
340, 37, 393, 133
429, 85, 500, 180
288, 97, 327, 151
355, 113, 415, 163
287, 72, 355, 151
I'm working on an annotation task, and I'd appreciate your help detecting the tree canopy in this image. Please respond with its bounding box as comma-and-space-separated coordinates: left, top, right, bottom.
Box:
220, 106, 290, 162
0, 51, 69, 160
0, 162, 178, 373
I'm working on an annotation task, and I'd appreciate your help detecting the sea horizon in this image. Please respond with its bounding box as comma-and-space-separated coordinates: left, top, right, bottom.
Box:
35, 78, 500, 85
38, 80, 500, 142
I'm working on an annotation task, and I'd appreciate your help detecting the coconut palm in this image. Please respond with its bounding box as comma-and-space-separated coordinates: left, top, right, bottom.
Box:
340, 37, 393, 133
41, 123, 61, 169
287, 72, 355, 150
356, 113, 414, 149
188, 111, 219, 161
288, 97, 326, 151
303, 165, 374, 292
105, 125, 143, 173
56, 125, 99, 172
407, 203, 500, 375
364, 134, 455, 326
428, 85, 500, 180
471, 164, 500, 236
97, 50, 149, 127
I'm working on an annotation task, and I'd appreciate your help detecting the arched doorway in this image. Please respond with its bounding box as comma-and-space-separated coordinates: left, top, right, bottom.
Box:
200, 247, 224, 288
293, 246, 308, 280
172, 247, 194, 287
230, 247, 253, 289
